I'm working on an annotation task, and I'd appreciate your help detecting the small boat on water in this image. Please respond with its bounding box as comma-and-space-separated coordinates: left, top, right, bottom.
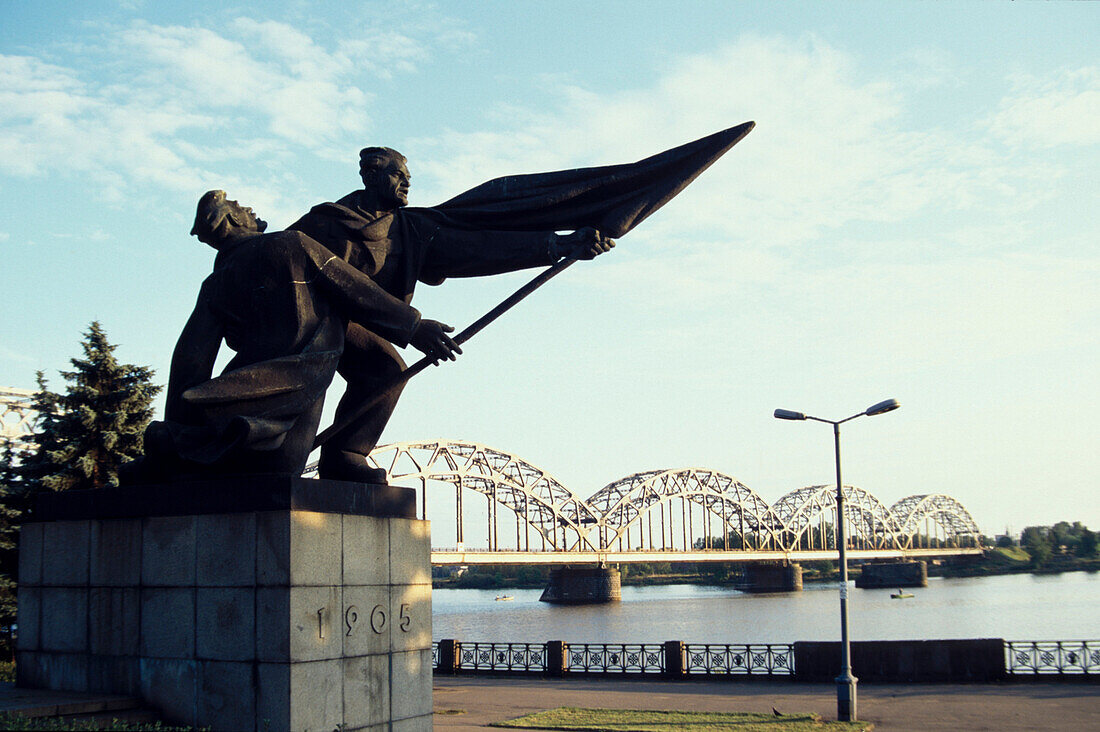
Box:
495, 595, 515, 601
891, 589, 915, 599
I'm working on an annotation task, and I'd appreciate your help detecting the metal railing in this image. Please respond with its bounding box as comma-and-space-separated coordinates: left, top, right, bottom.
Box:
566, 643, 664, 674
1005, 640, 1099, 676
435, 638, 1098, 679
433, 640, 790, 677
457, 642, 546, 673
685, 643, 794, 676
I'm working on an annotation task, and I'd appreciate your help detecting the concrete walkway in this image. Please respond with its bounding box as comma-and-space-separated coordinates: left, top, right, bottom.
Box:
433, 676, 1100, 731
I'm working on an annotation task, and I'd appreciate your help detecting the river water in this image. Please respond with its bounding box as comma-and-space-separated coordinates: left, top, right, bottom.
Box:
433, 571, 1099, 644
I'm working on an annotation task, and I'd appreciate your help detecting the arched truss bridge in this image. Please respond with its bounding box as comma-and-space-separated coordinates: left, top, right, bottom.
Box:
308, 440, 982, 560
1, 387, 37, 447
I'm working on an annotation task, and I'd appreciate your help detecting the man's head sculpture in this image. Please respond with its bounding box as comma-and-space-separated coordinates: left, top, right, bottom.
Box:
358, 147, 411, 209
190, 189, 268, 248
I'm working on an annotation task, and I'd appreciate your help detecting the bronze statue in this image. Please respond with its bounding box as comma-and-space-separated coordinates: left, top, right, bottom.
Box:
290, 147, 614, 482
133, 190, 504, 480
135, 122, 754, 484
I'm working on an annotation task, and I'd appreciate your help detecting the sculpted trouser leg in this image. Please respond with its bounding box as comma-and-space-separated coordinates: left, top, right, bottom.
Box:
317, 323, 407, 481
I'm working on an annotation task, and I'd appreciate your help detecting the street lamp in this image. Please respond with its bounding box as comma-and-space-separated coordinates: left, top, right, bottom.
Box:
774, 398, 899, 722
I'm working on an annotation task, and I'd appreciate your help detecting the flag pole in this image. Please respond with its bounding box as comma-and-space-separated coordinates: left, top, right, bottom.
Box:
313, 255, 578, 449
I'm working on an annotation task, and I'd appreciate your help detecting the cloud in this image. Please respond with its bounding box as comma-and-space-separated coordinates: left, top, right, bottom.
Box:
411, 34, 1048, 247
117, 19, 373, 147
0, 14, 454, 208
406, 35, 1097, 381
984, 67, 1100, 149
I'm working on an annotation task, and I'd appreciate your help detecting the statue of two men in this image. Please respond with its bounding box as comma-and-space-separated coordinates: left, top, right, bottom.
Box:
137, 122, 753, 484
139, 150, 613, 483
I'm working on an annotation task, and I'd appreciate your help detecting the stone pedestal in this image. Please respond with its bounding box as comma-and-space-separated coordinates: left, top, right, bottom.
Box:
17, 477, 433, 732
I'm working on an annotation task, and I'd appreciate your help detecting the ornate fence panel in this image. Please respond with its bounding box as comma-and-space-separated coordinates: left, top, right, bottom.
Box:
684, 643, 794, 676
1006, 640, 1100, 676
566, 643, 664, 675
436, 638, 1099, 680
456, 641, 547, 673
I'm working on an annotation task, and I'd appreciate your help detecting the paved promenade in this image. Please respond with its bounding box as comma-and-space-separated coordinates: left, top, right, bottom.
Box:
433, 676, 1100, 731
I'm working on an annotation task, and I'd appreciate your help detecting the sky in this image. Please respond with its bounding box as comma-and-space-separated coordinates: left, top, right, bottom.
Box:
1, 1, 1097, 538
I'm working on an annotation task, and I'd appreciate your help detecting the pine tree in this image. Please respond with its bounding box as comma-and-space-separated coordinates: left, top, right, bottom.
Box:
0, 441, 23, 657
17, 372, 64, 497
31, 322, 161, 493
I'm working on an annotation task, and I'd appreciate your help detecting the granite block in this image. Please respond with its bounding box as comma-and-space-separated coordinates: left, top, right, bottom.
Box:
18, 521, 43, 586
342, 585, 390, 658
290, 585, 341, 662
342, 653, 390, 729
88, 654, 140, 696
390, 582, 432, 653
43, 651, 90, 692
40, 587, 88, 653
345, 585, 398, 660
42, 521, 90, 586
255, 587, 289, 661
343, 514, 389, 585
258, 585, 343, 662
390, 648, 434, 721
257, 510, 342, 586
290, 659, 342, 732
89, 587, 140, 656
198, 660, 256, 731
90, 518, 142, 586
141, 516, 196, 586
15, 650, 46, 688
255, 662, 290, 732
196, 513, 256, 586
15, 585, 40, 651
389, 519, 431, 586
196, 587, 255, 661
140, 657, 198, 728
392, 714, 435, 732
140, 587, 195, 658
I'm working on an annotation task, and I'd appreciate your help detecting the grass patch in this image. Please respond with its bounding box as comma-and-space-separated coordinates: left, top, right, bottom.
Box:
437, 708, 467, 715
493, 707, 872, 731
988, 547, 1030, 564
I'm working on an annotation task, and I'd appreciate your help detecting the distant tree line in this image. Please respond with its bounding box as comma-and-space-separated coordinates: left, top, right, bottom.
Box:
1001, 522, 1098, 567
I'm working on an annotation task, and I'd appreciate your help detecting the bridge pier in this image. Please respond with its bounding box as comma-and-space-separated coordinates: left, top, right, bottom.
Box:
855, 560, 928, 588
539, 566, 622, 604
741, 563, 803, 592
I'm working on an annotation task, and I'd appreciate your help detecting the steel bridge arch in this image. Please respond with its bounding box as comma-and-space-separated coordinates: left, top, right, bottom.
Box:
365, 440, 601, 551
1, 387, 37, 447
890, 494, 981, 549
771, 485, 903, 551
586, 468, 784, 551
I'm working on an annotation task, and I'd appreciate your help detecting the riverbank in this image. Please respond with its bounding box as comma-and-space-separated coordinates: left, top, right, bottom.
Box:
430, 549, 1100, 590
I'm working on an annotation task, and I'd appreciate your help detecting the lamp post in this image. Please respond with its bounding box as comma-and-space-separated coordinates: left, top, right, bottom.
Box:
774, 398, 899, 722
